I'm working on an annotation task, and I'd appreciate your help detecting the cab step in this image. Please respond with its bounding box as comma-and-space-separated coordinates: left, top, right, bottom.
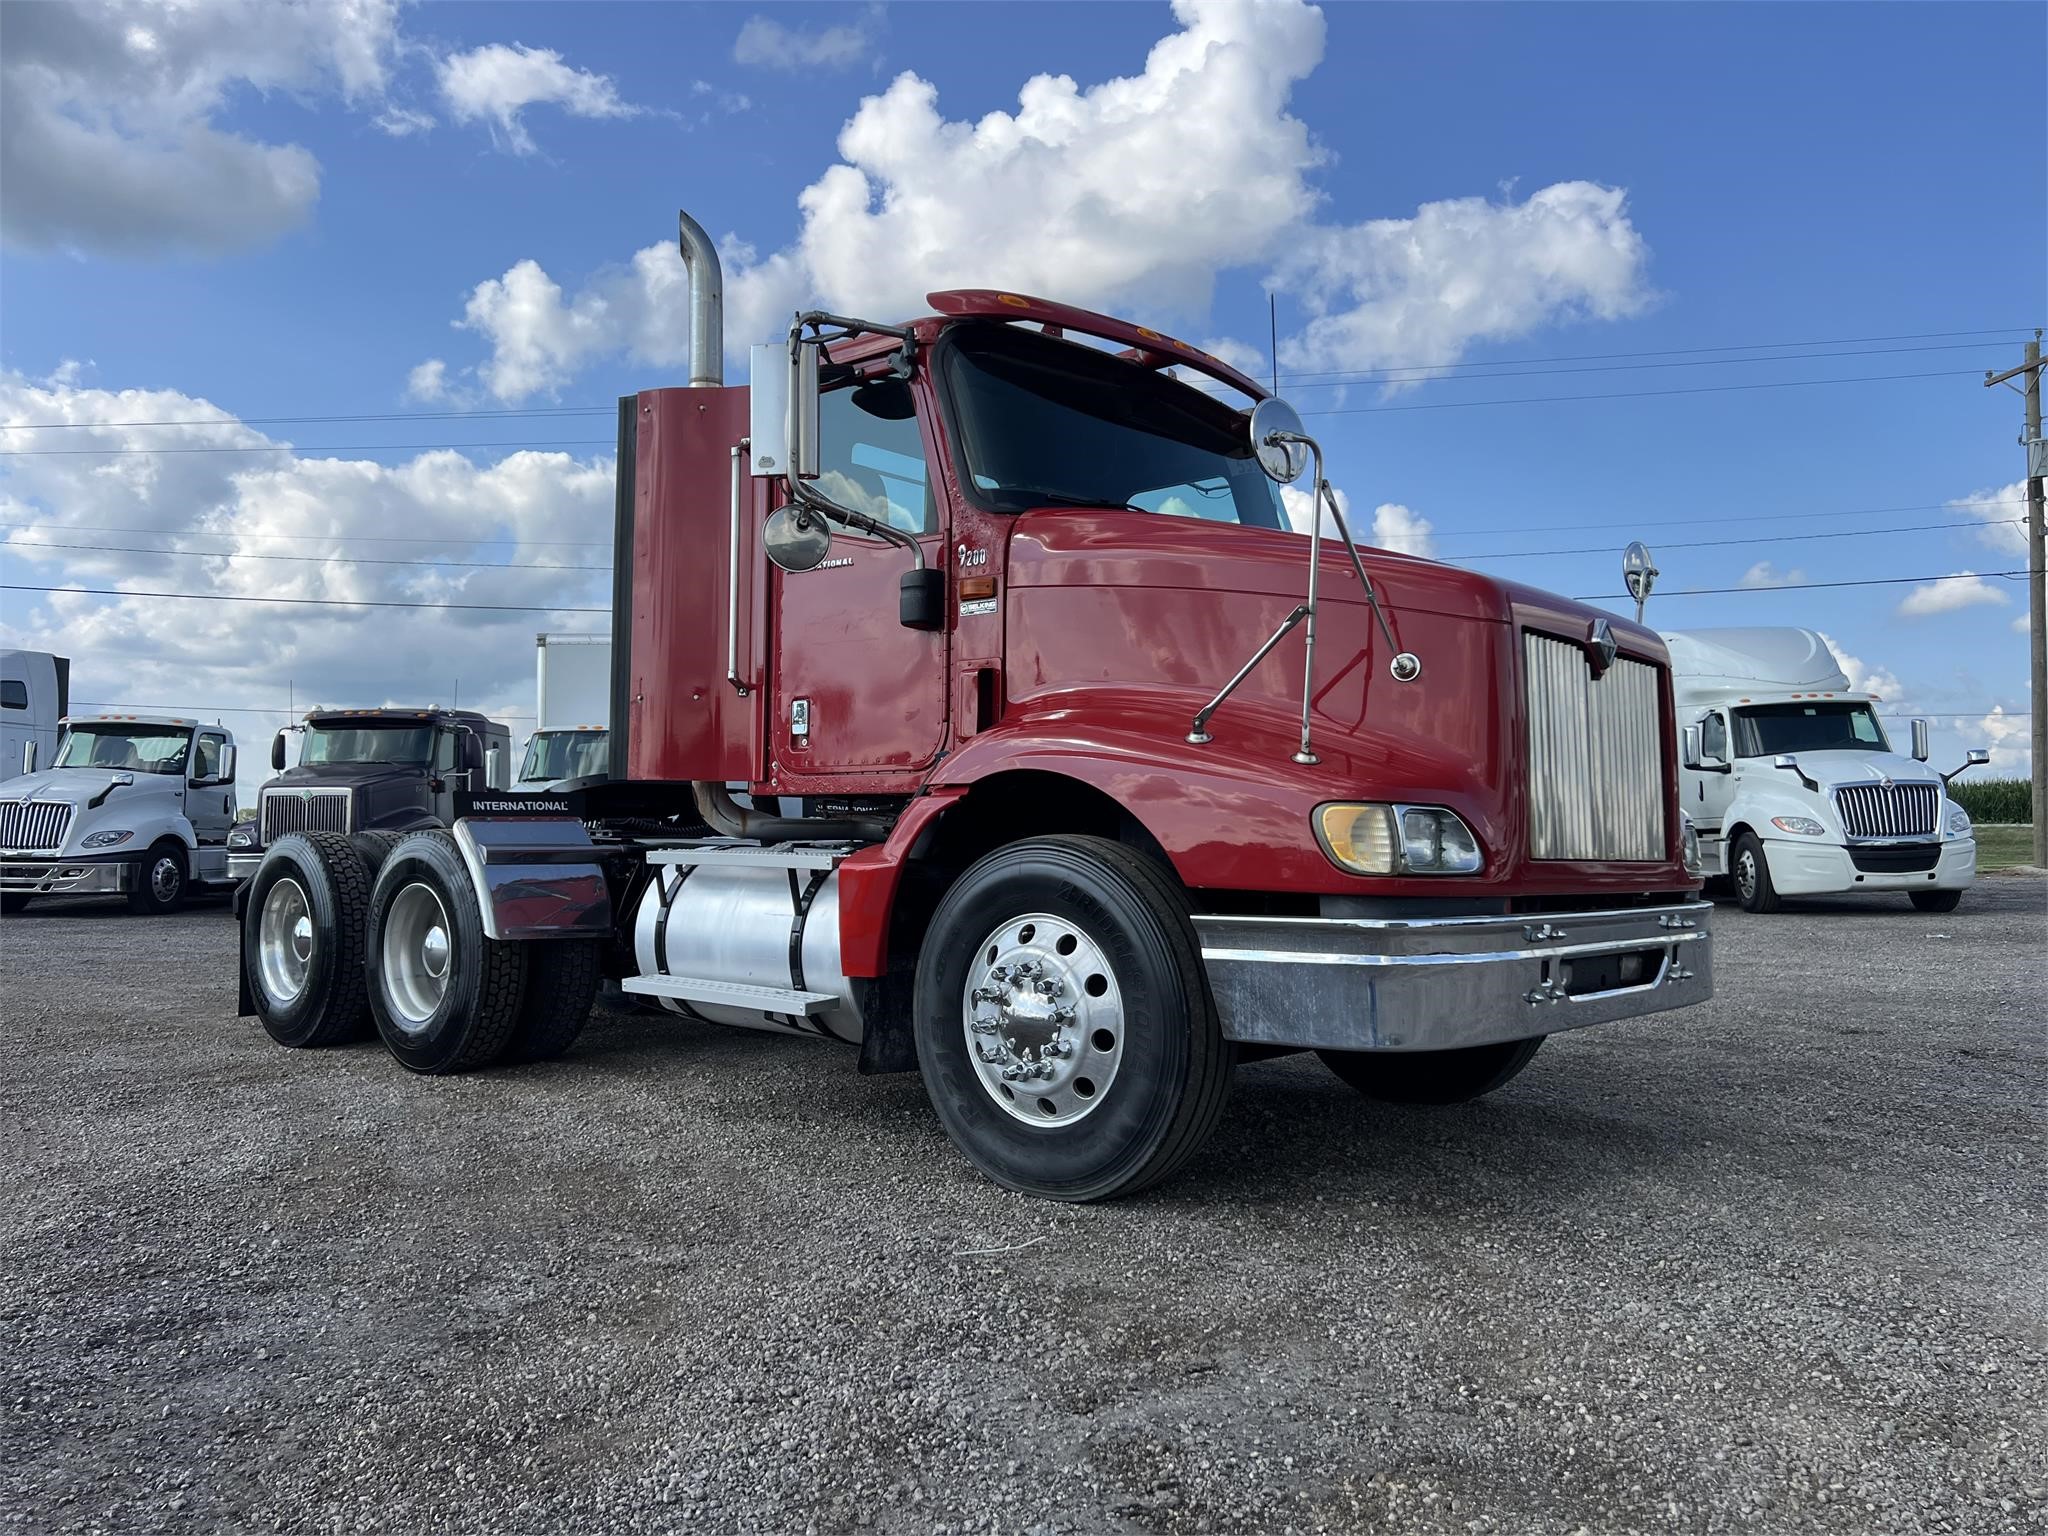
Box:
619, 974, 836, 1015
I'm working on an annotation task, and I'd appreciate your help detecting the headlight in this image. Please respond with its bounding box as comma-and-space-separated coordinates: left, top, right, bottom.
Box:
1315, 803, 1483, 876
1948, 808, 1971, 836
1770, 816, 1826, 837
1680, 812, 1703, 875
82, 829, 134, 848
227, 826, 255, 848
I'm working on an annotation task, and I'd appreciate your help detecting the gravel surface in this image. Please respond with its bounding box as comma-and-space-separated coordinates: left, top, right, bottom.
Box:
3, 879, 2043, 1535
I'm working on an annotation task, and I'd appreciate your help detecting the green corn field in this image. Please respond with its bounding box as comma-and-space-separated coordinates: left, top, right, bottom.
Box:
1949, 778, 2032, 823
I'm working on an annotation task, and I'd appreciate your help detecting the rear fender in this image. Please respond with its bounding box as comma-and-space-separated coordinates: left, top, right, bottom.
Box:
449, 817, 612, 940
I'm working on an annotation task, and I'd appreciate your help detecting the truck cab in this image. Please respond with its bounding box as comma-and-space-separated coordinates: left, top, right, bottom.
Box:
228, 709, 511, 880
1, 713, 238, 913
516, 632, 611, 790
1, 649, 69, 780
1665, 628, 1985, 913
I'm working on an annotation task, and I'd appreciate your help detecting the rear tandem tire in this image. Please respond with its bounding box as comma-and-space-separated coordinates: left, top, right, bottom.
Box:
1318, 1036, 1545, 1105
364, 831, 527, 1075
508, 940, 604, 1061
242, 832, 376, 1047
913, 834, 1235, 1202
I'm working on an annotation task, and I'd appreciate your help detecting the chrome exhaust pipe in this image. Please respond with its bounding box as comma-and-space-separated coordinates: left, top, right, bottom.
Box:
678, 209, 724, 388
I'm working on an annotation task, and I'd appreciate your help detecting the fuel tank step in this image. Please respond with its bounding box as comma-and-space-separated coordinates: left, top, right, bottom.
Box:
619, 974, 836, 1016
643, 843, 854, 871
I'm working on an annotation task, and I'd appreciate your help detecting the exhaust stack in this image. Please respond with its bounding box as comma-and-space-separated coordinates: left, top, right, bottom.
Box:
678, 209, 724, 387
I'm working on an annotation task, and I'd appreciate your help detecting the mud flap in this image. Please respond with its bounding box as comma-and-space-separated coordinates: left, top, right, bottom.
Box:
232, 875, 254, 1017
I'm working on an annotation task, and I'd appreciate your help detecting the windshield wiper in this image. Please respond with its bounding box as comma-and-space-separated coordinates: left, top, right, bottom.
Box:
997, 486, 1150, 515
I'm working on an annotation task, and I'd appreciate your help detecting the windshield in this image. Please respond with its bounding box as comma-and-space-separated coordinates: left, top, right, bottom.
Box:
54, 724, 191, 775
939, 325, 1287, 530
520, 730, 608, 782
1733, 702, 1889, 757
300, 724, 433, 767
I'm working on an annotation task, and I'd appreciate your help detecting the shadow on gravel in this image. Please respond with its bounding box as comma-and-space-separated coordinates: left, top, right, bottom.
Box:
3, 895, 232, 920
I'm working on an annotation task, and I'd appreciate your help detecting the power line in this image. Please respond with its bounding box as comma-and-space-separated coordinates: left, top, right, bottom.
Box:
1456, 518, 2022, 564
0, 438, 615, 458
1433, 498, 2025, 540
3, 584, 606, 614
3, 540, 612, 574
4, 327, 2035, 432
1304, 368, 1985, 417
0, 520, 612, 546
1572, 568, 2028, 601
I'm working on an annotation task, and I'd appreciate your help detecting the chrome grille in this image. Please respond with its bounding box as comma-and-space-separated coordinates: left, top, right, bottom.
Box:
260, 787, 352, 843
0, 800, 72, 852
1524, 633, 1666, 861
1834, 782, 1938, 841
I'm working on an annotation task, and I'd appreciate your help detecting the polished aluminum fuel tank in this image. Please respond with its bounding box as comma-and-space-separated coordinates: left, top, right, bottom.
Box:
629, 851, 864, 1042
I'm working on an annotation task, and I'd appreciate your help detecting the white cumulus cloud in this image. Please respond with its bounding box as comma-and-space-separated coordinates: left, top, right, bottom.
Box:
732, 8, 880, 70
1816, 632, 1904, 702
1975, 705, 2032, 775
1371, 503, 1435, 558
1896, 571, 2011, 618
0, 0, 403, 256
405, 359, 450, 402
436, 42, 638, 156
0, 368, 614, 801
1945, 481, 2029, 557
1739, 561, 1807, 589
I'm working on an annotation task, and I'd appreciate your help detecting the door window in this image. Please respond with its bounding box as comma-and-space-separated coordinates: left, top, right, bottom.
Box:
1700, 712, 1728, 764
815, 378, 933, 536
194, 734, 225, 781
432, 729, 460, 774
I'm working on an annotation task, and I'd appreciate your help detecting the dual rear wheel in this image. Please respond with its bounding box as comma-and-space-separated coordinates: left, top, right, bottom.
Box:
242, 830, 601, 1072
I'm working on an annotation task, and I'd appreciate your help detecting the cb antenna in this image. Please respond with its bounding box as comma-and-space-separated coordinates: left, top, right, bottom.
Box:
1269, 292, 1279, 395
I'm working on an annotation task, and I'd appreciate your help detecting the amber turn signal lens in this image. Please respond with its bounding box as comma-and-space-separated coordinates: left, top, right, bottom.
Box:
1315, 804, 1397, 875
959, 576, 997, 600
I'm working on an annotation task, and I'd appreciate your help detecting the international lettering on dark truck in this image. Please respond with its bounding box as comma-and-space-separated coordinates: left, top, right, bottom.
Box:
233, 208, 1713, 1202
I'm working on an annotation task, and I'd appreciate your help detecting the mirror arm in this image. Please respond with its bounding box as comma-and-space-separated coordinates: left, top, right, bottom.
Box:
789, 484, 926, 569
1317, 477, 1404, 663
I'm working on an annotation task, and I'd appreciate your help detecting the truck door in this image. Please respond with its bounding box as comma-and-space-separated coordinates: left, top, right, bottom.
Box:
1685, 709, 1739, 866
188, 731, 236, 846
770, 375, 947, 778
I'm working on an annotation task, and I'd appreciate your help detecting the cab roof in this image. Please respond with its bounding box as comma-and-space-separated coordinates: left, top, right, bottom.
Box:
302, 707, 503, 728
60, 712, 203, 731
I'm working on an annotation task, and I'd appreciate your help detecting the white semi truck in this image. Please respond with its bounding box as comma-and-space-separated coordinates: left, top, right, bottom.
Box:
1664, 627, 1987, 913
1, 649, 69, 779
0, 713, 240, 913
516, 633, 610, 790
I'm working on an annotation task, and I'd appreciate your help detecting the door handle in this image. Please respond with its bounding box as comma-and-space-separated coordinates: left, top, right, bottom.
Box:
727, 442, 750, 697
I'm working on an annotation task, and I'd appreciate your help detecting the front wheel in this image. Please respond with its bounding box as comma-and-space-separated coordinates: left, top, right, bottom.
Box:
1318, 1037, 1544, 1105
1910, 889, 1963, 913
1731, 830, 1781, 914
127, 840, 187, 914
913, 835, 1234, 1202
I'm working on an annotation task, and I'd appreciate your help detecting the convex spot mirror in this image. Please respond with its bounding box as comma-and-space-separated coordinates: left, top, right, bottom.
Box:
764, 505, 834, 573
1249, 397, 1310, 485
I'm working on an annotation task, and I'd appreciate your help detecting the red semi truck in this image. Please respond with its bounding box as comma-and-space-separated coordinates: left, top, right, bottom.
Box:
237, 209, 1712, 1201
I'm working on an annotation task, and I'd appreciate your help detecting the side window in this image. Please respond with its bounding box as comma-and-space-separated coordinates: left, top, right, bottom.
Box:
194, 734, 224, 781
0, 680, 25, 710
433, 729, 460, 774
815, 377, 933, 536
1701, 712, 1728, 763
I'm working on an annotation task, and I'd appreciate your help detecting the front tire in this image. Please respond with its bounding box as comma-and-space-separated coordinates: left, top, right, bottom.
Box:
365, 831, 527, 1074
243, 832, 375, 1046
1731, 830, 1781, 914
127, 839, 187, 914
913, 835, 1234, 1202
1319, 1037, 1544, 1105
1910, 889, 1963, 913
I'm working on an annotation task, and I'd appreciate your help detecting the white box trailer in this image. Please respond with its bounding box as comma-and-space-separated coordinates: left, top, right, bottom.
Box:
1663, 627, 1987, 913
517, 633, 610, 789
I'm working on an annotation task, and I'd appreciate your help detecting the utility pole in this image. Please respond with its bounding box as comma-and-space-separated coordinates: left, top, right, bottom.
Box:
1983, 333, 2046, 867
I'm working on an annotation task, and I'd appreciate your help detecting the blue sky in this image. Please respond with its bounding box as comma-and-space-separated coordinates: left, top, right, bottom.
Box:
1, 0, 2041, 785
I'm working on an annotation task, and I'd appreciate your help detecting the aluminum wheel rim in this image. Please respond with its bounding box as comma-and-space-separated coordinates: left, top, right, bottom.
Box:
382, 882, 453, 1032
257, 877, 314, 1005
1737, 850, 1757, 902
151, 855, 181, 902
962, 912, 1124, 1127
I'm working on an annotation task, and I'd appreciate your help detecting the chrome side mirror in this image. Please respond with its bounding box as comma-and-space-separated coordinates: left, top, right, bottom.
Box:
748, 344, 790, 478
20, 740, 34, 776
1910, 718, 1930, 762
1681, 723, 1703, 771
220, 744, 237, 785
485, 744, 503, 790
789, 335, 820, 482
1944, 747, 1991, 784
1248, 397, 1309, 485
763, 505, 833, 573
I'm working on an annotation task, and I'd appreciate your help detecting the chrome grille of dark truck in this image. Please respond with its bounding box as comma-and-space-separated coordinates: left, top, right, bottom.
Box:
1835, 782, 1938, 841
260, 788, 352, 843
0, 800, 72, 852
1524, 633, 1665, 861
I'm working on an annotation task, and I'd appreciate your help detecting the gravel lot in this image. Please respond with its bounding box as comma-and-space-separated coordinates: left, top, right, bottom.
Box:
3, 878, 2042, 1536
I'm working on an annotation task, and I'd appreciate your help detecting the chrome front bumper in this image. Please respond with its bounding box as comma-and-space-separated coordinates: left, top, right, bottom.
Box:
1195, 901, 1713, 1053
227, 851, 262, 881
0, 857, 131, 895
